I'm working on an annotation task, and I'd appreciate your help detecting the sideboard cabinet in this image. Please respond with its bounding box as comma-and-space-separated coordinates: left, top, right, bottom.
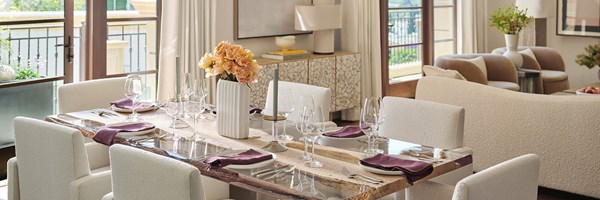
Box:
251, 52, 361, 113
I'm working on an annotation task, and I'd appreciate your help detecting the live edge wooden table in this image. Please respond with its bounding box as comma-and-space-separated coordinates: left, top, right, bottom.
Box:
46, 109, 472, 200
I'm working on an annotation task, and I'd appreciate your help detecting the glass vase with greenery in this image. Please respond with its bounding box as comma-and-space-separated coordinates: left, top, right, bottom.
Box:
489, 5, 533, 35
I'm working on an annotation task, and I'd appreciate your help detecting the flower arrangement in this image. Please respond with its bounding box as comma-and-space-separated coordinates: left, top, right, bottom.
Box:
575, 43, 600, 69
198, 41, 261, 84
489, 5, 533, 35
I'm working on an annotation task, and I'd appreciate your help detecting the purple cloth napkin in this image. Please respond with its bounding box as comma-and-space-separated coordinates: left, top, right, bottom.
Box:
111, 98, 152, 110
360, 153, 433, 183
204, 149, 273, 168
323, 126, 365, 138
92, 123, 155, 145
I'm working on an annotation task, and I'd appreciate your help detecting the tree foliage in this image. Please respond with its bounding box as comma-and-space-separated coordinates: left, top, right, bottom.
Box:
11, 0, 86, 11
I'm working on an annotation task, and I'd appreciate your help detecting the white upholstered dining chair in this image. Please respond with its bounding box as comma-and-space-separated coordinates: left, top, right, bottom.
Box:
8, 117, 112, 200
263, 80, 332, 121
406, 154, 540, 200
102, 144, 231, 200
58, 77, 127, 113
380, 97, 471, 199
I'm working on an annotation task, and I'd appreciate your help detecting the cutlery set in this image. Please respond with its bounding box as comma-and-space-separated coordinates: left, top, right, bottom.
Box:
342, 167, 384, 184
252, 164, 296, 180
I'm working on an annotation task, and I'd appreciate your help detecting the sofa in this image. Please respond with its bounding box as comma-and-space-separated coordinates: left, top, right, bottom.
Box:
434, 54, 520, 91
415, 77, 600, 198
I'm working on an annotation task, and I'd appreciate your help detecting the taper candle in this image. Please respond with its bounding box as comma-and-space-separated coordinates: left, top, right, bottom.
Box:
273, 68, 279, 120
175, 56, 181, 99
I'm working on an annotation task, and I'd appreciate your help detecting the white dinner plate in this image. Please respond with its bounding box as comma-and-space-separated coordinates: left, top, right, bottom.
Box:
358, 162, 405, 176
111, 103, 158, 113
102, 122, 156, 137
220, 149, 276, 170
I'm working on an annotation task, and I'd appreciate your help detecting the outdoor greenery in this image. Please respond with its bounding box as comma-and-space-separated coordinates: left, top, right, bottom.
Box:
0, 27, 9, 53
389, 0, 420, 7
10, 0, 133, 11
489, 5, 533, 35
15, 67, 39, 80
389, 47, 418, 65
576, 43, 600, 69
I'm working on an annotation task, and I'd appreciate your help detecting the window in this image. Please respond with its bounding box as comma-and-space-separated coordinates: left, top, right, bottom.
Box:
381, 0, 457, 94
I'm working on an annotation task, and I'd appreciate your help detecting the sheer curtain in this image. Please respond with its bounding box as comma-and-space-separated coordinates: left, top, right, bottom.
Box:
157, 0, 213, 100
341, 0, 382, 99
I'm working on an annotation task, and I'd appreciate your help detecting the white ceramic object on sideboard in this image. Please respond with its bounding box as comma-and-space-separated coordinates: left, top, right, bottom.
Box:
503, 34, 523, 69
275, 36, 295, 51
217, 80, 250, 139
0, 65, 16, 81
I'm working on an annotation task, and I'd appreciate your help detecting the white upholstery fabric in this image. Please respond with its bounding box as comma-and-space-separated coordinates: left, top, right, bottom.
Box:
423, 65, 467, 80
58, 77, 126, 113
380, 97, 465, 150
416, 77, 600, 198
9, 117, 111, 200
407, 154, 540, 200
519, 49, 537, 62
263, 81, 332, 121
487, 81, 520, 91
540, 70, 568, 82
108, 144, 229, 200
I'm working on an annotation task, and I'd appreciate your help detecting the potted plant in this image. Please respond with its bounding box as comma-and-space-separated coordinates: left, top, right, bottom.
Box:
575, 42, 600, 80
198, 41, 261, 139
490, 4, 533, 68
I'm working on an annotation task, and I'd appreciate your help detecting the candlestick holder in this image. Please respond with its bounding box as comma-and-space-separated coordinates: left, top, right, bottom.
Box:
261, 119, 287, 153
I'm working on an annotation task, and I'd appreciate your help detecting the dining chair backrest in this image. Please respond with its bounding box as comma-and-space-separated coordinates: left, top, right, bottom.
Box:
58, 77, 127, 113
380, 96, 465, 150
452, 154, 540, 200
13, 117, 91, 200
264, 81, 332, 121
109, 144, 205, 200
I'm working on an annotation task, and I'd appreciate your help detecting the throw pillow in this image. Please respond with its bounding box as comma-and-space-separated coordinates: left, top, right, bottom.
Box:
459, 57, 487, 80
519, 48, 537, 62
423, 65, 467, 80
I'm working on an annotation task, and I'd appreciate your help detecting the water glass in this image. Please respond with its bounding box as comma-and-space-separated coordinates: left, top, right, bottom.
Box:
360, 97, 383, 157
124, 74, 143, 121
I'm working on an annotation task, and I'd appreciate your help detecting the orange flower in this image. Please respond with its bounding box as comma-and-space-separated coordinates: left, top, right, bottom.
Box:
200, 41, 262, 83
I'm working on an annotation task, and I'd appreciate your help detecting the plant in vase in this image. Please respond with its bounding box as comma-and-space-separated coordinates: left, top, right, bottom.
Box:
575, 42, 600, 80
198, 41, 261, 139
490, 4, 533, 68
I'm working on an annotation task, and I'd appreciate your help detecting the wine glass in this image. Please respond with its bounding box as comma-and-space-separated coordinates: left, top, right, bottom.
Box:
164, 98, 182, 140
300, 107, 315, 164
360, 97, 382, 157
182, 73, 197, 119
124, 74, 143, 121
295, 96, 314, 161
305, 105, 325, 168
186, 100, 205, 141
277, 89, 295, 142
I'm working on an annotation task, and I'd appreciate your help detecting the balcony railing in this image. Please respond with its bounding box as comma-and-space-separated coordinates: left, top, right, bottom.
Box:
0, 21, 149, 79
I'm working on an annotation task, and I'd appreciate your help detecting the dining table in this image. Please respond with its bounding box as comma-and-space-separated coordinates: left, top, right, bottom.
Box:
45, 107, 473, 200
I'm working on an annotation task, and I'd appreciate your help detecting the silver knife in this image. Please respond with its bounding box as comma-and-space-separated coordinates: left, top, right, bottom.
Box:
251, 164, 290, 177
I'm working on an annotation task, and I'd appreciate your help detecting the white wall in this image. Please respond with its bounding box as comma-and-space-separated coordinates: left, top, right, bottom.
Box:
212, 0, 314, 55
479, 0, 600, 87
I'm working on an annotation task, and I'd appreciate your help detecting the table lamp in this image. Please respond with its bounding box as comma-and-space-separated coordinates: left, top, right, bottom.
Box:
294, 0, 342, 54
516, 0, 554, 46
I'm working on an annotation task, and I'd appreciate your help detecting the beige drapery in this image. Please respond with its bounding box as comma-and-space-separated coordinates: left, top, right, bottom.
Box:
341, 0, 382, 100
157, 0, 213, 101
457, 0, 479, 54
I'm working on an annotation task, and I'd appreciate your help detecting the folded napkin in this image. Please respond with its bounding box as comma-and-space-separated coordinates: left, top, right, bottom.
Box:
360, 153, 433, 183
323, 126, 365, 138
111, 98, 153, 110
92, 123, 155, 145
204, 149, 273, 168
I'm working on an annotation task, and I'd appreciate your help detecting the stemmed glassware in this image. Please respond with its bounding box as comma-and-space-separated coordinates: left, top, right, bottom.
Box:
182, 73, 197, 118
299, 107, 315, 164
295, 95, 314, 161
277, 88, 295, 142
186, 100, 205, 141
305, 105, 325, 168
164, 97, 182, 140
360, 97, 383, 157
124, 74, 143, 121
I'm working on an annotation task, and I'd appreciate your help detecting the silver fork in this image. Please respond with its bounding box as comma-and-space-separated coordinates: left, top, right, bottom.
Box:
342, 167, 383, 184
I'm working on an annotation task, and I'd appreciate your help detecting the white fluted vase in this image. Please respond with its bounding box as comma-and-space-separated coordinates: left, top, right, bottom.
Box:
503, 34, 523, 69
216, 80, 250, 139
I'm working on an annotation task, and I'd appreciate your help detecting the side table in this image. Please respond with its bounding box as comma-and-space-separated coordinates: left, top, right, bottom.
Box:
517, 69, 541, 93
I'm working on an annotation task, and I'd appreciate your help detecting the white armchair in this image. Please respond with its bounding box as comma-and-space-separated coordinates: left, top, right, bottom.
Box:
263, 80, 332, 121
380, 97, 471, 200
58, 77, 126, 114
407, 154, 540, 200
8, 117, 111, 200
102, 144, 230, 200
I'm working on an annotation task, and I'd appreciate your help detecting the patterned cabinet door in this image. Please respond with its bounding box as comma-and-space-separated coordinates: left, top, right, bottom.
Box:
278, 60, 308, 84
335, 54, 361, 111
250, 64, 276, 109
308, 57, 336, 111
